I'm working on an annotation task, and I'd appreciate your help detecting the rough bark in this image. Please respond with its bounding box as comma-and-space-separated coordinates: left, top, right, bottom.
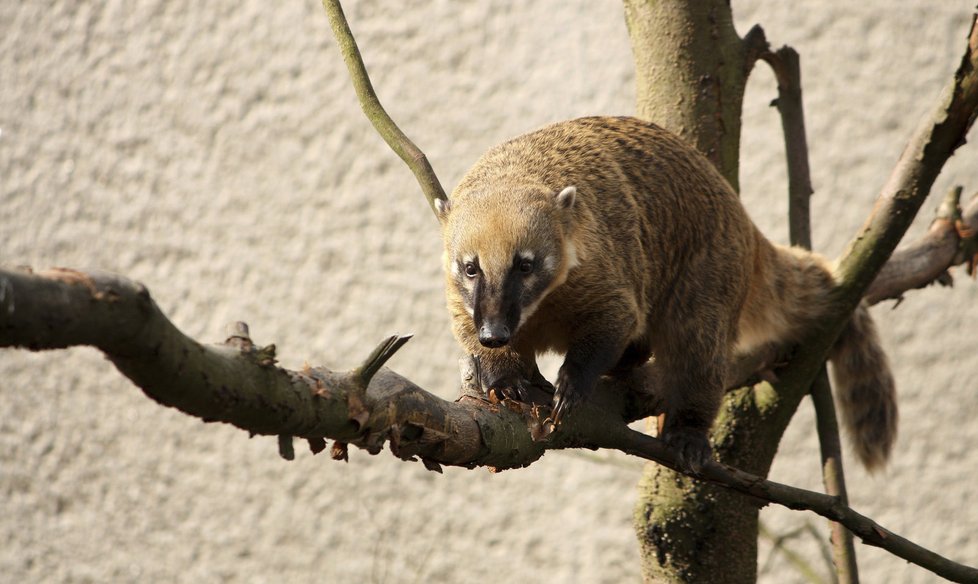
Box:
626, 3, 978, 583
625, 1, 759, 580
624, 0, 749, 192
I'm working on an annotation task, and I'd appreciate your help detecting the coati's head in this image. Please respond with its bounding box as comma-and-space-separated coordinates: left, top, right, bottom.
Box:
436, 185, 579, 348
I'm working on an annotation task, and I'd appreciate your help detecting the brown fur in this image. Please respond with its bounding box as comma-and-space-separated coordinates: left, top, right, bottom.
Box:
437, 116, 897, 471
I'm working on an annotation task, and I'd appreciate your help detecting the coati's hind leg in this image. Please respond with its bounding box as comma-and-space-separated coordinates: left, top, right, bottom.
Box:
654, 310, 732, 473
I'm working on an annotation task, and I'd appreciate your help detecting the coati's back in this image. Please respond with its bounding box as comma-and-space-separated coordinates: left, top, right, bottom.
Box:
439, 116, 897, 471
452, 116, 757, 327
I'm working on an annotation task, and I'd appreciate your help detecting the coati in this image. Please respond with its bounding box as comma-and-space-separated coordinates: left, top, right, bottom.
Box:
435, 116, 897, 472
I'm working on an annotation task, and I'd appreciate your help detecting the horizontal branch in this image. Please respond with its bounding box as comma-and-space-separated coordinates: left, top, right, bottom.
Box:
0, 267, 654, 469
2, 266, 976, 580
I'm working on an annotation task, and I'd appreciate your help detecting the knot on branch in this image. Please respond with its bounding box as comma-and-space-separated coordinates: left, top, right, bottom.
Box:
223, 321, 277, 366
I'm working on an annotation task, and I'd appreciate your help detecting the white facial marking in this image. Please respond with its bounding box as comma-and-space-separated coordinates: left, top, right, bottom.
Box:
519, 250, 534, 262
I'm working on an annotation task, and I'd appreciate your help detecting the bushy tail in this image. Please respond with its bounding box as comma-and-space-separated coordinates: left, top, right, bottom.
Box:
741, 240, 898, 471
828, 303, 898, 472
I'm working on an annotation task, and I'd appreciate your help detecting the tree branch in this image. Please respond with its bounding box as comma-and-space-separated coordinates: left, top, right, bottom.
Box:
836, 14, 978, 300
865, 187, 978, 305
810, 369, 859, 584
2, 266, 977, 581
761, 45, 814, 249
0, 267, 655, 469
605, 426, 978, 584
321, 0, 448, 217
749, 11, 978, 470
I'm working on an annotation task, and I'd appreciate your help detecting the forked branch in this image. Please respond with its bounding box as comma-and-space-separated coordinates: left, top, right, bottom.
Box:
756, 12, 978, 432
836, 13, 978, 299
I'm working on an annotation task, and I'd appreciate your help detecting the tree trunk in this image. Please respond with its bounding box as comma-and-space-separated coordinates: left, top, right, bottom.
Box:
624, 0, 749, 192
624, 1, 774, 581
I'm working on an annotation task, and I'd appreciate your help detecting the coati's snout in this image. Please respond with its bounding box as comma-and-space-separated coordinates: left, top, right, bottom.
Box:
477, 321, 511, 348
473, 276, 522, 348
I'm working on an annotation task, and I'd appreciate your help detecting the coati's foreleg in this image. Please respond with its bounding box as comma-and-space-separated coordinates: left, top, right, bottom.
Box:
473, 342, 547, 402
551, 317, 637, 424
612, 334, 654, 373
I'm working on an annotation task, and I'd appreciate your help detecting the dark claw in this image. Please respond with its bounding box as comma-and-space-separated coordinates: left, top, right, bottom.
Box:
486, 378, 531, 402
550, 380, 583, 426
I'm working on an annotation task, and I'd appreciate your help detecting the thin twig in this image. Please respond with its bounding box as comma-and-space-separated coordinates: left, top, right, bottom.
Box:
811, 369, 859, 584
759, 521, 831, 584
321, 0, 448, 216
761, 46, 814, 249
762, 44, 860, 584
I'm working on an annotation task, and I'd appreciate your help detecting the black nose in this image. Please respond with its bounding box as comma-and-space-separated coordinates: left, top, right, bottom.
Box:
478, 324, 511, 348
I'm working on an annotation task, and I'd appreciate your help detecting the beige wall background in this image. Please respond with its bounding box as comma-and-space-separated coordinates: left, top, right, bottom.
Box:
2, 1, 977, 582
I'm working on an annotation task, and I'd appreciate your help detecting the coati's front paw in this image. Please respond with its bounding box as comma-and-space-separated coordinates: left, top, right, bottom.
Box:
550, 372, 586, 426
483, 375, 532, 403
661, 427, 712, 474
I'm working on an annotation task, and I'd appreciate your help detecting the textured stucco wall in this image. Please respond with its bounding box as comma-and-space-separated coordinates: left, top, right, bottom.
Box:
2, 1, 977, 582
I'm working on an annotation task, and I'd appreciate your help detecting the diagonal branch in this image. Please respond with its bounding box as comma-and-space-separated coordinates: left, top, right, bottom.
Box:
836, 14, 978, 299
321, 0, 448, 216
2, 266, 977, 581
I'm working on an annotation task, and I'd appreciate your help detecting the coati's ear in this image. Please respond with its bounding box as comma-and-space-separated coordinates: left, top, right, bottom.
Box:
555, 186, 577, 210
434, 198, 451, 223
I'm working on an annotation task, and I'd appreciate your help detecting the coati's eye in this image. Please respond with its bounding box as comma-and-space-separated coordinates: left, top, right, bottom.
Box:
518, 259, 534, 274
463, 262, 478, 278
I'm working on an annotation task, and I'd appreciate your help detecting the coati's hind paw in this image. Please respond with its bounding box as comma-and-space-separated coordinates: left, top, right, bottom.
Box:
662, 427, 712, 474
